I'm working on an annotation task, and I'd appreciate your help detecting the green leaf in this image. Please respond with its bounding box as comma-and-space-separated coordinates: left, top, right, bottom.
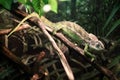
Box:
0, 0, 13, 10
43, 0, 49, 4
59, 0, 70, 1
102, 3, 120, 32
48, 0, 58, 13
32, 0, 44, 16
105, 19, 120, 37
18, 0, 27, 4
18, 0, 32, 5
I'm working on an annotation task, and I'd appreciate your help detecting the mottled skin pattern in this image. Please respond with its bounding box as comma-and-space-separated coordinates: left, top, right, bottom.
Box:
58, 21, 104, 51
41, 16, 104, 53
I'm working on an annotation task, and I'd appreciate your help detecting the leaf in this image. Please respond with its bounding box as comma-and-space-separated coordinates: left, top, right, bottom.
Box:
43, 0, 49, 4
102, 3, 120, 33
18, 0, 32, 5
105, 19, 120, 37
32, 0, 44, 16
59, 0, 70, 1
0, 0, 13, 10
18, 0, 27, 4
48, 0, 58, 13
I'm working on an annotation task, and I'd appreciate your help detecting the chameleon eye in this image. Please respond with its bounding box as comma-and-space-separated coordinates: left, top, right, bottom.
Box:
95, 43, 101, 48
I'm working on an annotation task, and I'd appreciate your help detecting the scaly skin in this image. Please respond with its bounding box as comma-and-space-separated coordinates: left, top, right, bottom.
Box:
41, 19, 105, 61
41, 16, 104, 53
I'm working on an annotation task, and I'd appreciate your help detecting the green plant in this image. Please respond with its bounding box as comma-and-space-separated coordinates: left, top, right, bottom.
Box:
0, 0, 58, 16
0, 0, 13, 10
102, 3, 120, 38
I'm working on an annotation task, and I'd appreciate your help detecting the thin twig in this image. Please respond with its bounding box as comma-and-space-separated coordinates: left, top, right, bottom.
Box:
37, 21, 75, 80
0, 24, 30, 35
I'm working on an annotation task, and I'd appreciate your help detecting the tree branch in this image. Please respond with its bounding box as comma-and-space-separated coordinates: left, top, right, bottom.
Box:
0, 24, 30, 35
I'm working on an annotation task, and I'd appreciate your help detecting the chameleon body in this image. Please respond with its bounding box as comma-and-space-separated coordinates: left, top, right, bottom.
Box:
41, 16, 104, 54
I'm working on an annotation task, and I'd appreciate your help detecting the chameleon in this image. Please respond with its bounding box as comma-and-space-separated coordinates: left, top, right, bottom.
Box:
40, 16, 105, 61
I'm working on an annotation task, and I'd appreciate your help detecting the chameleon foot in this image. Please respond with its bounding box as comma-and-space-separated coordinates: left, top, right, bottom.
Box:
84, 44, 96, 62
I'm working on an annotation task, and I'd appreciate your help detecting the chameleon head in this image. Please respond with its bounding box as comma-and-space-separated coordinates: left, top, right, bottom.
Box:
88, 33, 104, 51
89, 40, 104, 52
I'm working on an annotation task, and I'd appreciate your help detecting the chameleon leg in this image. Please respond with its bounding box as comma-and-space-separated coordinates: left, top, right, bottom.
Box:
52, 24, 64, 34
84, 44, 96, 61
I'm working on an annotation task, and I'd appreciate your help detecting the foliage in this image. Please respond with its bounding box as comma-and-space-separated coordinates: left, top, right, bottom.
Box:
0, 0, 13, 10
102, 3, 120, 37
0, 0, 58, 16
